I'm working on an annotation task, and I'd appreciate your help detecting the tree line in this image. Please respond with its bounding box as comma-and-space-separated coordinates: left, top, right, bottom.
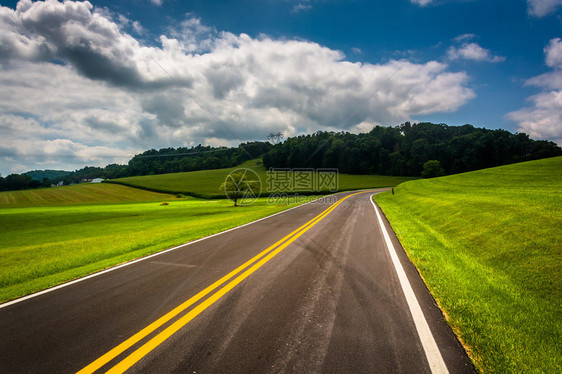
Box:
0, 142, 272, 191
1, 122, 560, 192
0, 174, 52, 191
262, 122, 562, 176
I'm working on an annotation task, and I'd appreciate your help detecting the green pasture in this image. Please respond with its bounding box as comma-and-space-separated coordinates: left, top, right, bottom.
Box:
0, 187, 309, 303
0, 183, 176, 207
375, 156, 562, 373
108, 159, 416, 197
0, 159, 414, 303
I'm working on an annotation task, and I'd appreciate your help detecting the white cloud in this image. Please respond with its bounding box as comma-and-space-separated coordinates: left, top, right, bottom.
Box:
150, 0, 163, 6
0, 0, 475, 174
453, 33, 475, 43
507, 38, 562, 144
527, 0, 562, 17
291, 3, 313, 13
447, 42, 505, 63
410, 0, 434, 6
545, 37, 562, 68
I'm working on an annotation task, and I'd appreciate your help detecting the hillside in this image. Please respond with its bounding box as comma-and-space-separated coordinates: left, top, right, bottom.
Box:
375, 156, 562, 373
0, 184, 311, 303
108, 159, 417, 198
0, 183, 179, 207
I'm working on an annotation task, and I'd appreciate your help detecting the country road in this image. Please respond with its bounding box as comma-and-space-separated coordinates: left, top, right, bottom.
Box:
0, 190, 474, 373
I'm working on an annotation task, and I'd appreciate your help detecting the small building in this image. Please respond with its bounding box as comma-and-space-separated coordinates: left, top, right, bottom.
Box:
91, 178, 104, 183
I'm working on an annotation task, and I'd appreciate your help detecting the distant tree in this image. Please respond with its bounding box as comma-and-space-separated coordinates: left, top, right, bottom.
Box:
421, 160, 445, 178
42, 178, 51, 187
220, 170, 260, 207
5, 174, 32, 190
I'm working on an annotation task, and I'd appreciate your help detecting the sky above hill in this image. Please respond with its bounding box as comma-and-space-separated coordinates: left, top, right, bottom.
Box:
0, 0, 561, 174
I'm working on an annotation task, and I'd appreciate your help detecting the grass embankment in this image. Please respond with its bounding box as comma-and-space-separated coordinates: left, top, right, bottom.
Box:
109, 159, 416, 198
0, 184, 308, 303
375, 156, 562, 373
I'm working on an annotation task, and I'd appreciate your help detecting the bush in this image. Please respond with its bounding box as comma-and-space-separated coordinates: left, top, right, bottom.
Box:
421, 160, 445, 178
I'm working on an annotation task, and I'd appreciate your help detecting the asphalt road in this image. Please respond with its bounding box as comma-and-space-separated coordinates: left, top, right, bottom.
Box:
0, 190, 474, 373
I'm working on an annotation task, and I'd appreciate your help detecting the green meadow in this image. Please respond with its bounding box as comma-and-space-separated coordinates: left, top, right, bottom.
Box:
109, 159, 416, 197
375, 156, 562, 373
0, 185, 309, 303
0, 183, 175, 207
0, 161, 414, 303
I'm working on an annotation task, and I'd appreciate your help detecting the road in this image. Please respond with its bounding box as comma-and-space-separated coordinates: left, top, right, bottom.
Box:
0, 191, 474, 373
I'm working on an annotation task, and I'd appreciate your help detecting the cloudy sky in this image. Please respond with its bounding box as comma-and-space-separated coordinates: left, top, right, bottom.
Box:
0, 0, 561, 175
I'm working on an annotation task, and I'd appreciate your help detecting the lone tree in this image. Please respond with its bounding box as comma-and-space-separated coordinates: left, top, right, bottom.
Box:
220, 170, 260, 206
421, 160, 445, 178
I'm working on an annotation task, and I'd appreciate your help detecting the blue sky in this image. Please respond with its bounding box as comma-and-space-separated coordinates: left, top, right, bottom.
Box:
0, 0, 561, 174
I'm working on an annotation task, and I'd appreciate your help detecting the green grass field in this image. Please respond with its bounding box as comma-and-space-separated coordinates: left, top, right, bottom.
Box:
109, 159, 416, 198
0, 159, 414, 303
375, 156, 562, 373
0, 183, 178, 207
0, 183, 313, 303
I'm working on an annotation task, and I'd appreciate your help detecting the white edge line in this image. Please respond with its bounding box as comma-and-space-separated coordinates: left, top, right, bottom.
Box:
0, 194, 337, 309
369, 194, 449, 374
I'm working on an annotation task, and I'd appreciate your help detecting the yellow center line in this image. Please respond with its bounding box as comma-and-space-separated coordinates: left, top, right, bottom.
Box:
77, 192, 362, 374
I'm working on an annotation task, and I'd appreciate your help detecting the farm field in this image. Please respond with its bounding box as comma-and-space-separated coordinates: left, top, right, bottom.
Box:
0, 182, 178, 207
109, 159, 416, 197
0, 159, 416, 303
375, 156, 562, 373
0, 184, 309, 303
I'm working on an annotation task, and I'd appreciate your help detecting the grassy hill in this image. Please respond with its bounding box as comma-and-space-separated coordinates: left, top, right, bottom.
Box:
108, 159, 416, 198
375, 156, 562, 373
0, 181, 314, 303
0, 183, 180, 207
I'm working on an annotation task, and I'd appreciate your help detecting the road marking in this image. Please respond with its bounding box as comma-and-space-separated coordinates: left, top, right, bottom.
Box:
0, 194, 335, 310
370, 194, 449, 374
78, 192, 362, 374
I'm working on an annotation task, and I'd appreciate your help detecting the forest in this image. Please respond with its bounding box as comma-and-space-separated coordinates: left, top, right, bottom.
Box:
1, 122, 560, 191
263, 122, 562, 175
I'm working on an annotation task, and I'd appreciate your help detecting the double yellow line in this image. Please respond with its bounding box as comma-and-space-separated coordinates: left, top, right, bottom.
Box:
78, 192, 361, 374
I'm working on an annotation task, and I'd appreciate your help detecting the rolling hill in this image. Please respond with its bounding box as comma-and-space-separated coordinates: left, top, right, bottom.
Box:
108, 159, 416, 198
0, 182, 179, 207
375, 156, 562, 373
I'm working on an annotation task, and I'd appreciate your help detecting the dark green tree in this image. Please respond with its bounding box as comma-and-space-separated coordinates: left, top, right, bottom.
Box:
220, 171, 260, 206
421, 160, 445, 178
5, 174, 32, 190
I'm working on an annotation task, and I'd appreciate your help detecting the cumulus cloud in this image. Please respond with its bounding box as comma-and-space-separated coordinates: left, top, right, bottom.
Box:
0, 0, 190, 88
447, 42, 506, 63
507, 38, 562, 144
0, 0, 475, 174
527, 0, 562, 17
